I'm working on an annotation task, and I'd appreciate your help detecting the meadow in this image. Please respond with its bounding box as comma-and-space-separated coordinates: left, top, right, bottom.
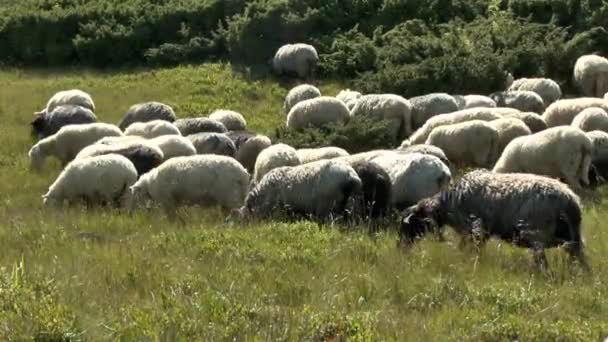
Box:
1, 64, 608, 340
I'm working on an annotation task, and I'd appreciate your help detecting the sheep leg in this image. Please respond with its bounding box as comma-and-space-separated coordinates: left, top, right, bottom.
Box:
531, 243, 549, 273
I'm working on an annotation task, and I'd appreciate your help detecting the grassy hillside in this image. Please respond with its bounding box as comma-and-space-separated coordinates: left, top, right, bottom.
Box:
1, 64, 608, 340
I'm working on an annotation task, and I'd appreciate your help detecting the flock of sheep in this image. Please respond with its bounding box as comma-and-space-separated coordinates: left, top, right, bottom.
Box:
26, 43, 608, 271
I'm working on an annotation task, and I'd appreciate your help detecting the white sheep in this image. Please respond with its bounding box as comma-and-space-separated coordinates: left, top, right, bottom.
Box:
43, 154, 137, 207
126, 155, 249, 216
487, 118, 532, 158
336, 89, 362, 110
296, 147, 350, 164
350, 94, 413, 142
286, 96, 351, 130
187, 132, 236, 157
409, 93, 459, 130
252, 143, 301, 184
571, 107, 608, 132
493, 126, 593, 190
507, 77, 562, 105
39, 89, 95, 114
226, 131, 273, 173
425, 120, 500, 167
542, 97, 608, 127
124, 120, 181, 139
405, 107, 519, 145
272, 43, 319, 79
29, 123, 123, 169
452, 95, 497, 110
370, 152, 451, 209
284, 84, 321, 113
502, 111, 547, 133
118, 101, 177, 130
490, 90, 545, 113
147, 135, 197, 160
574, 54, 608, 97
208, 110, 247, 131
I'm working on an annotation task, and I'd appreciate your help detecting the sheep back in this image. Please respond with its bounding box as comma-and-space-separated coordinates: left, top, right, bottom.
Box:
574, 54, 608, 97
187, 132, 236, 157
571, 107, 608, 132
284, 84, 321, 113
296, 146, 350, 164
272, 43, 319, 78
31, 104, 98, 140
208, 110, 247, 131
542, 97, 608, 127
286, 96, 351, 130
350, 94, 413, 141
118, 101, 176, 130
173, 117, 227, 136
508, 77, 562, 105
409, 93, 459, 130
252, 143, 301, 183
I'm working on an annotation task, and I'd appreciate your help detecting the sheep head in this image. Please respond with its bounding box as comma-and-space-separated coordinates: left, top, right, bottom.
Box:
398, 198, 442, 247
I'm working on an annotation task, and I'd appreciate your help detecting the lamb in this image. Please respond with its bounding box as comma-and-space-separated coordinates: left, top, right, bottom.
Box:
490, 90, 545, 113
208, 110, 247, 131
487, 118, 532, 159
370, 152, 452, 209
502, 111, 547, 133
336, 89, 362, 110
453, 95, 497, 110
75, 140, 164, 176
125, 155, 249, 217
284, 84, 321, 113
405, 107, 519, 145
225, 131, 273, 173
296, 147, 349, 164
272, 43, 319, 79
31, 104, 98, 140
493, 126, 593, 190
28, 123, 123, 169
286, 96, 351, 130
42, 154, 137, 207
38, 89, 95, 114
147, 135, 197, 160
571, 107, 608, 132
252, 143, 301, 184
238, 159, 362, 221
187, 132, 236, 157
173, 117, 227, 136
425, 120, 499, 167
118, 101, 177, 130
409, 93, 459, 130
507, 77, 562, 105
574, 54, 608, 97
350, 94, 413, 142
124, 120, 181, 139
542, 97, 608, 127
399, 169, 588, 271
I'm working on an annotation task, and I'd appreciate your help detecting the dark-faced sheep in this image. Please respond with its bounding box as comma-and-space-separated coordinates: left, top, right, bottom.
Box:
31, 105, 98, 140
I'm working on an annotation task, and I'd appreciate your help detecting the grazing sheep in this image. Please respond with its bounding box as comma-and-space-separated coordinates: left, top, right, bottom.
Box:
43, 154, 137, 207
574, 54, 608, 97
173, 117, 227, 136
272, 43, 319, 79
493, 126, 592, 190
225, 131, 273, 173
31, 104, 98, 140
370, 152, 452, 209
286, 96, 351, 130
76, 140, 164, 176
399, 169, 588, 270
405, 107, 518, 145
350, 94, 413, 142
409, 93, 459, 130
126, 155, 249, 217
571, 107, 608, 132
28, 123, 123, 169
124, 120, 181, 139
239, 159, 362, 221
453, 95, 497, 110
147, 135, 197, 160
336, 89, 362, 110
252, 143, 301, 184
39, 89, 95, 114
542, 97, 608, 127
425, 120, 499, 167
508, 77, 562, 105
208, 110, 247, 131
187, 132, 236, 157
502, 111, 547, 133
284, 84, 321, 113
296, 147, 349, 164
118, 101, 177, 130
487, 118, 532, 158
586, 130, 608, 186
397, 143, 450, 167
490, 90, 545, 113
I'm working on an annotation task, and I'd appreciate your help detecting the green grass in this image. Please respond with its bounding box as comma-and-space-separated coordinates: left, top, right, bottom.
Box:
1, 63, 608, 340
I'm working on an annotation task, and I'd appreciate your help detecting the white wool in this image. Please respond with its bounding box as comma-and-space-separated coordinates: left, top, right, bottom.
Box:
336, 89, 362, 110
124, 120, 180, 139
296, 147, 350, 164
502, 111, 547, 133
409, 93, 459, 129
425, 120, 500, 167
126, 155, 249, 214
453, 95, 497, 110
487, 118, 532, 158
542, 97, 608, 127
118, 101, 177, 130
43, 89, 95, 113
284, 84, 321, 113
587, 130, 608, 161
43, 154, 137, 207
272, 43, 319, 78
252, 143, 301, 183
350, 94, 413, 141
208, 110, 247, 131
508, 78, 562, 105
147, 135, 196, 160
574, 55, 608, 98
286, 96, 351, 130
571, 107, 608, 133
493, 126, 593, 190
187, 132, 236, 157
28, 123, 123, 169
